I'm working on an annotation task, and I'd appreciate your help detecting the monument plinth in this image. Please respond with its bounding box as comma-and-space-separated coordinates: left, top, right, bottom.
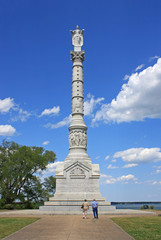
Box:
40, 26, 115, 213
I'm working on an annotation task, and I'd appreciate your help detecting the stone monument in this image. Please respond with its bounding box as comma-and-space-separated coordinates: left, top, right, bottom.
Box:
40, 26, 115, 213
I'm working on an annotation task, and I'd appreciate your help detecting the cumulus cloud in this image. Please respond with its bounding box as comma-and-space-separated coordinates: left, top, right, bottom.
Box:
93, 58, 161, 124
0, 98, 14, 113
135, 64, 144, 71
111, 159, 116, 163
149, 56, 160, 62
113, 148, 161, 164
122, 163, 139, 168
107, 164, 118, 169
45, 114, 72, 129
40, 161, 63, 175
123, 74, 130, 81
0, 125, 16, 136
151, 180, 161, 185
156, 169, 161, 174
105, 155, 110, 160
11, 108, 31, 122
40, 106, 60, 117
105, 174, 137, 184
84, 94, 104, 116
42, 141, 50, 146
122, 163, 138, 168
100, 174, 112, 178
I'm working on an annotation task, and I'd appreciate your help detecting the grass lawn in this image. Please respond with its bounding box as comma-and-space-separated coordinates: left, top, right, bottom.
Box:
0, 217, 40, 239
112, 216, 161, 240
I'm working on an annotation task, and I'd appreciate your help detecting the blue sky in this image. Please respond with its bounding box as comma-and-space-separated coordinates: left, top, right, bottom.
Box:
1, 0, 161, 202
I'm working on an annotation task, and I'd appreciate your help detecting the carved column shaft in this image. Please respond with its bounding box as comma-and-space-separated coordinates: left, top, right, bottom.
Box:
68, 50, 87, 150
71, 51, 85, 116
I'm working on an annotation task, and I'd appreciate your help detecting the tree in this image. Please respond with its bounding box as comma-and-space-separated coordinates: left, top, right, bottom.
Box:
43, 176, 56, 195
0, 140, 56, 205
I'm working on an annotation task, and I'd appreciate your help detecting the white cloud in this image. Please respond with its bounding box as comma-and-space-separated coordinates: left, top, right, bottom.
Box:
11, 108, 31, 122
105, 155, 110, 160
40, 161, 63, 175
150, 180, 161, 185
45, 114, 72, 129
135, 64, 144, 71
84, 94, 104, 116
38, 162, 63, 177
40, 106, 60, 117
0, 125, 16, 136
0, 98, 31, 122
122, 163, 138, 168
105, 174, 137, 184
123, 74, 130, 81
156, 169, 161, 174
152, 181, 158, 185
107, 164, 118, 169
114, 148, 161, 164
93, 58, 161, 124
111, 159, 116, 163
42, 141, 50, 146
149, 56, 160, 62
100, 174, 112, 178
95, 156, 100, 160
0, 98, 14, 113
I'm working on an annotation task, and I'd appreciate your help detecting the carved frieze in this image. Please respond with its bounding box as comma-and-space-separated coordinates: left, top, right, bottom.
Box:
73, 98, 83, 113
70, 167, 86, 178
70, 167, 85, 175
69, 130, 87, 148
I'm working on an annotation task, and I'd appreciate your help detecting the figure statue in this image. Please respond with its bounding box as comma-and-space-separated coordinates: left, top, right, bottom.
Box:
70, 25, 84, 51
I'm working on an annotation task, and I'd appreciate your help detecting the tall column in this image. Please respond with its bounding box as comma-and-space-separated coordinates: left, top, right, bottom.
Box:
39, 25, 115, 213
65, 26, 90, 162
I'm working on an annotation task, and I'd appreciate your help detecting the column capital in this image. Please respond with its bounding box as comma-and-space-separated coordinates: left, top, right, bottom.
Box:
70, 51, 85, 62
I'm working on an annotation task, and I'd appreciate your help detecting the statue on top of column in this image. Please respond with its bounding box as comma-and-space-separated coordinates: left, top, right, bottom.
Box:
70, 25, 84, 51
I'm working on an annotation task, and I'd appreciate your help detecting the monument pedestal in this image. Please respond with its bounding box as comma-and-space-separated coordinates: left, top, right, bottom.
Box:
40, 159, 116, 213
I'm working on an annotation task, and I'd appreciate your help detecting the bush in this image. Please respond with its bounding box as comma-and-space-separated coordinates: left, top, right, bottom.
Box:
141, 205, 149, 210
23, 202, 41, 209
4, 204, 14, 210
150, 205, 154, 209
0, 199, 5, 209
14, 204, 26, 210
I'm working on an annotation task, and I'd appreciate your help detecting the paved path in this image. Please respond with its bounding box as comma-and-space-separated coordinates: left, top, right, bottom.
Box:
3, 215, 134, 240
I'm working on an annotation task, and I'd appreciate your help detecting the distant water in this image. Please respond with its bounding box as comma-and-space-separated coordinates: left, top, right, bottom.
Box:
111, 202, 161, 210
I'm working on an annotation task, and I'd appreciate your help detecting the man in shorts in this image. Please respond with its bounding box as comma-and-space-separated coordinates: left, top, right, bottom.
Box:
82, 199, 89, 219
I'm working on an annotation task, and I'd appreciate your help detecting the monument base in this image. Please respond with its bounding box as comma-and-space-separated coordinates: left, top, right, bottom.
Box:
39, 199, 116, 214
40, 159, 116, 213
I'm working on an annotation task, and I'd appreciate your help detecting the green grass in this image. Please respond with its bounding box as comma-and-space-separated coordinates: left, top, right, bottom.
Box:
112, 216, 161, 240
0, 217, 40, 239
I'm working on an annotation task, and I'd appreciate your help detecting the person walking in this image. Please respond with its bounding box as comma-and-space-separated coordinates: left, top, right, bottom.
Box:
92, 199, 98, 219
82, 199, 89, 219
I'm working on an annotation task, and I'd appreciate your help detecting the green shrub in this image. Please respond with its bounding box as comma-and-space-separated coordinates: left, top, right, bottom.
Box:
150, 205, 154, 209
141, 205, 149, 209
4, 204, 14, 210
14, 204, 26, 210
0, 199, 5, 209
